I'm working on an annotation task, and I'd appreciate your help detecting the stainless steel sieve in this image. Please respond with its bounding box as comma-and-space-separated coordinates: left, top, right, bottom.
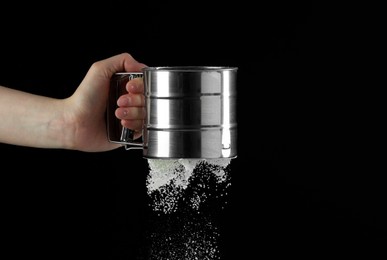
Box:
107, 66, 238, 159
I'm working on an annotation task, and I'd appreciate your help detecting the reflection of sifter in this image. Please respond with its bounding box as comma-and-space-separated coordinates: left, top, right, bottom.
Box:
107, 72, 143, 147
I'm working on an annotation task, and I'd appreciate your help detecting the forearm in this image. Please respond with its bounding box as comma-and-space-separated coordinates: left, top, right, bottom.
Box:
0, 86, 67, 149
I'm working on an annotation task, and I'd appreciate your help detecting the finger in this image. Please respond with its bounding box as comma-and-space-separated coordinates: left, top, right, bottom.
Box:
121, 119, 144, 131
115, 107, 146, 120
126, 77, 144, 94
117, 94, 145, 107
132, 131, 143, 140
104, 53, 147, 77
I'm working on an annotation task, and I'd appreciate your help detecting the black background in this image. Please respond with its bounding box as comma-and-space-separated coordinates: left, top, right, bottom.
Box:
1, 2, 385, 259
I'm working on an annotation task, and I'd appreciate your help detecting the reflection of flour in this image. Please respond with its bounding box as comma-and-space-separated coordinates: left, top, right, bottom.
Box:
145, 158, 232, 260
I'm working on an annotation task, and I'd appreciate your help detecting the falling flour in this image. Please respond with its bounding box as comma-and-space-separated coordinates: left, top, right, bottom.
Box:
144, 158, 233, 260
146, 158, 231, 214
147, 215, 221, 260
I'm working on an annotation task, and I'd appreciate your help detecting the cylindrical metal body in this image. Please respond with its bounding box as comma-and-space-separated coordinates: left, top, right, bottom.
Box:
143, 66, 237, 159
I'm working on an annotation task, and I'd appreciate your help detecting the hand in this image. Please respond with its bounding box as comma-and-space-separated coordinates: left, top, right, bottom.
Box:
60, 52, 147, 152
0, 52, 147, 152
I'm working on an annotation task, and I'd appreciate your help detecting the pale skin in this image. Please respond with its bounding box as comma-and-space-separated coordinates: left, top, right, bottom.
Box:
0, 52, 146, 152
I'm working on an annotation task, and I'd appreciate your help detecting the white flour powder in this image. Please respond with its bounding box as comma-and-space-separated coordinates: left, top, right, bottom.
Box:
148, 215, 221, 260
146, 158, 231, 214
145, 158, 232, 260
